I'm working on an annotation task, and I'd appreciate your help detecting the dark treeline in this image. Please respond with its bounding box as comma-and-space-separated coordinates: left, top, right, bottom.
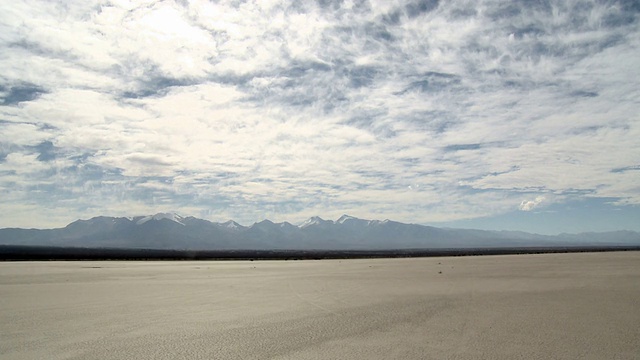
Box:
1, 245, 640, 261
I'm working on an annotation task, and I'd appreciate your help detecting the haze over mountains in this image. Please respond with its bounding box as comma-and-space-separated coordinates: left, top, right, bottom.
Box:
1, 213, 639, 251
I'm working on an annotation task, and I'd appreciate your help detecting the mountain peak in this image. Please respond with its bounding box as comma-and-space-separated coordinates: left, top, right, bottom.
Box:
336, 214, 359, 224
254, 219, 276, 227
136, 213, 185, 226
299, 216, 331, 228
221, 220, 242, 229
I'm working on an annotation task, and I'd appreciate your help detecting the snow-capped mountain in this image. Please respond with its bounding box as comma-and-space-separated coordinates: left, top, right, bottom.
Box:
299, 216, 333, 228
135, 213, 185, 226
336, 214, 359, 224
1, 213, 639, 251
221, 220, 243, 230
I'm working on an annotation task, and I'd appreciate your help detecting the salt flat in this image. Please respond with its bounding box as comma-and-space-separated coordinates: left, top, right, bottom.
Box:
1, 252, 639, 359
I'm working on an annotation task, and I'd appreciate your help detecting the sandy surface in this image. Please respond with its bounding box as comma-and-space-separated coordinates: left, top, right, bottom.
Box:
1, 252, 639, 359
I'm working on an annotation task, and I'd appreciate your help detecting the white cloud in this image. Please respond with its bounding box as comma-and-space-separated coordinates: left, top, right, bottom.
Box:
519, 196, 546, 211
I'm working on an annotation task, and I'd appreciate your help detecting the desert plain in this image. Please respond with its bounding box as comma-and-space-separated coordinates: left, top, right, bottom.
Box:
1, 251, 639, 359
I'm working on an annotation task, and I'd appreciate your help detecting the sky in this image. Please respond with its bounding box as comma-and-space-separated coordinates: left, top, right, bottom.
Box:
0, 0, 639, 234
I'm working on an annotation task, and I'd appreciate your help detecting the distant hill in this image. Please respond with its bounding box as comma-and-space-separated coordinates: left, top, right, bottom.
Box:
1, 213, 639, 251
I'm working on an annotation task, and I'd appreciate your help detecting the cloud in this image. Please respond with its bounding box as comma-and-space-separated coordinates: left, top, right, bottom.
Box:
519, 196, 546, 211
0, 0, 638, 229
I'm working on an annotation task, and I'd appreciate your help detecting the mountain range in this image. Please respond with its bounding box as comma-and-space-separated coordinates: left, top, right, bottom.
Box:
1, 213, 639, 251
